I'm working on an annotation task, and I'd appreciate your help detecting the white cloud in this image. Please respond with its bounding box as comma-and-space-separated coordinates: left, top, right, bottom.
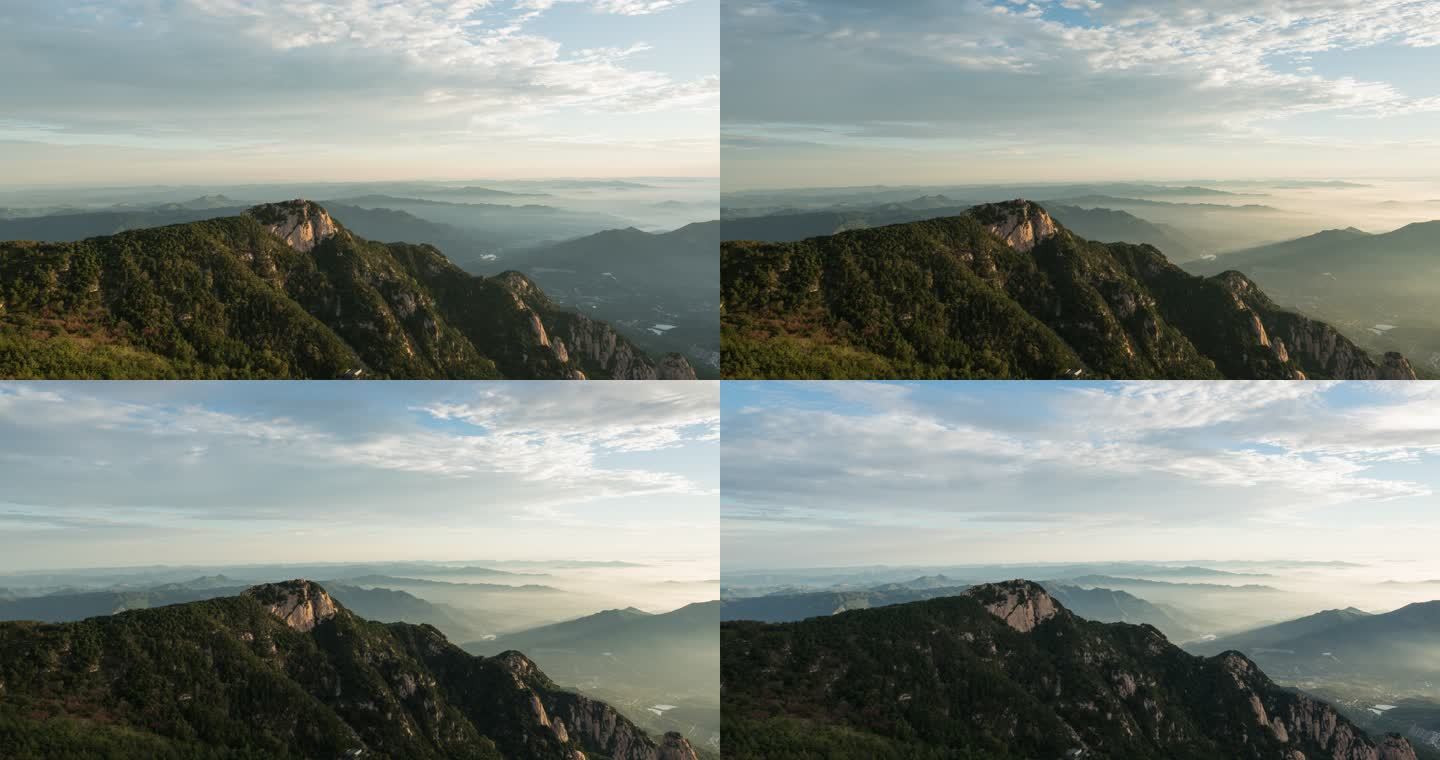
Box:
722, 0, 1440, 185
723, 383, 1438, 532
0, 382, 717, 524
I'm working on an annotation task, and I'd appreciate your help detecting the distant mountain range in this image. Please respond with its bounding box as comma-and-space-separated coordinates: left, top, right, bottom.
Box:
722, 199, 1415, 379
1188, 607, 1374, 656
466, 600, 718, 698
0, 580, 699, 759
348, 574, 562, 593
1190, 221, 1440, 374
719, 196, 1199, 255
0, 200, 694, 379
722, 580, 1418, 759
719, 580, 1195, 641
0, 577, 491, 642
1191, 600, 1440, 685
517, 221, 721, 375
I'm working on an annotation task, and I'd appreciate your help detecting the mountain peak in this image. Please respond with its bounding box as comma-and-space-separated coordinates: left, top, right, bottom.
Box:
963, 579, 1060, 632
246, 199, 338, 252
243, 579, 339, 632
968, 199, 1057, 252
493, 650, 541, 680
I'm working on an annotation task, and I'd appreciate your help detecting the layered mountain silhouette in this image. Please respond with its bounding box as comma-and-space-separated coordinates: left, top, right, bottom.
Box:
1194, 222, 1440, 277
0, 579, 489, 643
721, 199, 1415, 379
719, 582, 1191, 640
722, 580, 1418, 759
1191, 601, 1440, 686
721, 198, 1201, 260
1189, 221, 1440, 374
0, 200, 694, 379
465, 601, 719, 708
0, 580, 699, 759
523, 222, 719, 300
516, 221, 721, 375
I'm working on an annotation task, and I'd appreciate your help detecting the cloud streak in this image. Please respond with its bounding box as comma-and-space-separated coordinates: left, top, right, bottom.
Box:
0, 0, 717, 182
723, 0, 1440, 186
0, 381, 719, 568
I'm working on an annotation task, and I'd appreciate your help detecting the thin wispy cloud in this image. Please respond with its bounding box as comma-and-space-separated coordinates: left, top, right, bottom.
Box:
0, 382, 719, 569
723, 0, 1440, 186
0, 0, 717, 182
721, 382, 1440, 567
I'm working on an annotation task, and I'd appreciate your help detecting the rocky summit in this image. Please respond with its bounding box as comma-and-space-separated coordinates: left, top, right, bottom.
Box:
964, 578, 1060, 632
243, 579, 339, 632
721, 578, 1418, 760
246, 199, 339, 253
972, 199, 1059, 253
0, 580, 700, 760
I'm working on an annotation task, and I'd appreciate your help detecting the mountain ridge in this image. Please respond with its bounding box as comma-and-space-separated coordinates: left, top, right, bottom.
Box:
0, 199, 695, 379
0, 579, 700, 759
721, 199, 1414, 379
722, 579, 1418, 759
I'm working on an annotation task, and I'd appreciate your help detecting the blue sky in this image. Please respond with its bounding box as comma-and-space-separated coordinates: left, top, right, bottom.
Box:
722, 382, 1440, 569
0, 0, 717, 185
722, 0, 1440, 189
0, 381, 718, 570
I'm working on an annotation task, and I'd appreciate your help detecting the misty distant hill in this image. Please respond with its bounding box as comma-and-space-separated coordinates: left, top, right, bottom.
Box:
1205, 600, 1440, 684
720, 580, 1195, 641
1187, 606, 1373, 656
1189, 220, 1440, 374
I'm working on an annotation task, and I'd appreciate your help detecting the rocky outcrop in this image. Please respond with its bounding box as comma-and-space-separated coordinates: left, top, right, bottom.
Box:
545, 691, 700, 760
963, 580, 1060, 632
489, 650, 699, 760
972, 199, 1058, 252
1216, 651, 1419, 760
242, 579, 339, 632
654, 352, 699, 380
1215, 271, 1419, 380
560, 317, 697, 380
247, 200, 338, 253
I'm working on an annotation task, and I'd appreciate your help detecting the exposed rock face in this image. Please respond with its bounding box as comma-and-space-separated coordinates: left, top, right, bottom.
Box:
1379, 352, 1417, 380
963, 580, 1060, 632
547, 695, 700, 760
973, 199, 1058, 252
654, 352, 699, 380
493, 651, 699, 760
247, 200, 338, 253
561, 317, 697, 380
1215, 271, 1419, 380
1217, 652, 1420, 760
243, 580, 339, 632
